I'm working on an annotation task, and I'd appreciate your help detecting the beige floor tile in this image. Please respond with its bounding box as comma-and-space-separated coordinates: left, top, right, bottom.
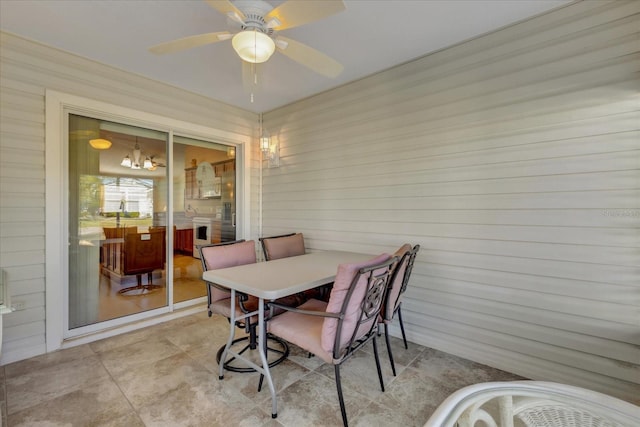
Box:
4, 344, 96, 378
7, 378, 139, 427
112, 351, 254, 411
376, 331, 425, 369
314, 339, 403, 400
0, 311, 532, 427
269, 370, 372, 427
352, 399, 420, 427
161, 314, 230, 356
98, 335, 183, 378
6, 353, 112, 415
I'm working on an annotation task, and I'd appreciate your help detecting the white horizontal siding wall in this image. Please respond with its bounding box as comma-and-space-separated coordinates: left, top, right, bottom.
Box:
0, 31, 258, 363
262, 0, 639, 401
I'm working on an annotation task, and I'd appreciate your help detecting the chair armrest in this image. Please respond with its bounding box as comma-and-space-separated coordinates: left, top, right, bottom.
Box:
207, 281, 230, 293
268, 301, 340, 319
206, 281, 253, 313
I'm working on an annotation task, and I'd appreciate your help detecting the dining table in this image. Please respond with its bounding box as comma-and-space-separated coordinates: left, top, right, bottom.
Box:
202, 249, 373, 419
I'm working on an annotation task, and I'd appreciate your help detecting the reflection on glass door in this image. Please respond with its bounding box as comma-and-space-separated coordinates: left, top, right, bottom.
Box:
172, 136, 236, 304
67, 114, 237, 331
68, 114, 169, 329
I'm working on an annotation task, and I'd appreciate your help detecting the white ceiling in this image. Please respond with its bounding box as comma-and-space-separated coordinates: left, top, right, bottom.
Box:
0, 0, 569, 113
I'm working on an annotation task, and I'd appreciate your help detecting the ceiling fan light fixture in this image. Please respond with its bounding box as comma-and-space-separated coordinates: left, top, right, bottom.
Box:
89, 138, 112, 150
232, 30, 275, 64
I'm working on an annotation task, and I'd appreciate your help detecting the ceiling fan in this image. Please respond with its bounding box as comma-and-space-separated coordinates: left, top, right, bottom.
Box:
148, 156, 166, 171
149, 0, 345, 78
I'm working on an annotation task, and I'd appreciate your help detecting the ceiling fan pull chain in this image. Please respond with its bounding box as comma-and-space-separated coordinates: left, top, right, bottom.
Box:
251, 62, 257, 103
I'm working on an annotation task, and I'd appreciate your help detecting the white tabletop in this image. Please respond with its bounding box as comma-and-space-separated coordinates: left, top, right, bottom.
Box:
202, 250, 373, 300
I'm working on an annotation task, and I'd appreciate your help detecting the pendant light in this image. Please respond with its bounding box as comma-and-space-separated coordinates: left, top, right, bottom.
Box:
89, 138, 112, 150
120, 155, 132, 168
121, 140, 144, 170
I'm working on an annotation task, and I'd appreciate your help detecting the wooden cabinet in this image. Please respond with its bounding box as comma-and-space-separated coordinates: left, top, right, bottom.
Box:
214, 160, 235, 177
185, 160, 234, 200
185, 167, 197, 199
175, 228, 193, 254
211, 221, 222, 244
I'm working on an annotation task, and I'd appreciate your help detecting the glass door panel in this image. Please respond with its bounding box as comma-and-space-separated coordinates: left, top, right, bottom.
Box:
173, 136, 236, 304
68, 114, 169, 329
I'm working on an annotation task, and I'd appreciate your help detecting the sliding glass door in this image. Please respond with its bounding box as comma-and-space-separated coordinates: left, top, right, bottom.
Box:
172, 136, 236, 304
68, 115, 170, 328
67, 113, 237, 332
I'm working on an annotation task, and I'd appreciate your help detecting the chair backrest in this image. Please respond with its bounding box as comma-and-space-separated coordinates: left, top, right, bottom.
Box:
259, 233, 305, 261
383, 244, 420, 322
122, 228, 166, 275
321, 253, 396, 361
101, 226, 137, 272
199, 240, 256, 302
103, 225, 137, 239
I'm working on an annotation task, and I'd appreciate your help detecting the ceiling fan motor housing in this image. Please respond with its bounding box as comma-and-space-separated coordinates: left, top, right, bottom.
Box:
233, 0, 275, 32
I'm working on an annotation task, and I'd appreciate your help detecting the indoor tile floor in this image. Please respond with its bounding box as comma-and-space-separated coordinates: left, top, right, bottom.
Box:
96, 254, 205, 324
0, 312, 524, 427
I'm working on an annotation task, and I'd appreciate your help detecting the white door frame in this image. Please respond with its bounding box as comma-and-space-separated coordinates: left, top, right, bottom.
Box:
45, 90, 251, 351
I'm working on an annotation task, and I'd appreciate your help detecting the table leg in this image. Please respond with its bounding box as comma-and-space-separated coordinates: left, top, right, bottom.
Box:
258, 297, 278, 418
216, 292, 278, 418
218, 289, 237, 380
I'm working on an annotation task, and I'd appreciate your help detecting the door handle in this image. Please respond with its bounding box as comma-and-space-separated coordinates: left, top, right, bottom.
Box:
232, 213, 236, 227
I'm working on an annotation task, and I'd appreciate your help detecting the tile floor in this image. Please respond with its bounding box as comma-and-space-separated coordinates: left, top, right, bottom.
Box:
0, 311, 524, 427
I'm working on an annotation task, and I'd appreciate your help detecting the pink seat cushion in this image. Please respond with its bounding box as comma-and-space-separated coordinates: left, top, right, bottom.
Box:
267, 298, 331, 362
382, 243, 412, 323
201, 240, 256, 302
321, 253, 392, 356
263, 233, 305, 260
211, 296, 260, 323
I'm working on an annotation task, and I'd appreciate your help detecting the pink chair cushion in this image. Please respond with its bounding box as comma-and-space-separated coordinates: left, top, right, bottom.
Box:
321, 253, 392, 355
267, 298, 332, 363
263, 233, 305, 260
211, 296, 260, 321
382, 243, 412, 322
201, 240, 257, 302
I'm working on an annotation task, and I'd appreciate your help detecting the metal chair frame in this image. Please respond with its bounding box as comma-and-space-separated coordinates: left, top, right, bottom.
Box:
199, 240, 289, 373
382, 244, 420, 375
269, 256, 397, 427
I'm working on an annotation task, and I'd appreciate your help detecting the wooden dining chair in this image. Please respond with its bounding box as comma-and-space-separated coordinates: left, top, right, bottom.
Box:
267, 253, 397, 427
379, 243, 420, 376
199, 240, 290, 373
119, 227, 166, 295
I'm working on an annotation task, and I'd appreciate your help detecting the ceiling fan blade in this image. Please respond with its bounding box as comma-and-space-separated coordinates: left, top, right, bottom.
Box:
266, 0, 345, 31
149, 32, 231, 55
205, 0, 246, 21
276, 36, 343, 78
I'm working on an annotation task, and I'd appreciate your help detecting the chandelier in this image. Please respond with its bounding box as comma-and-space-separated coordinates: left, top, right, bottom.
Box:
120, 142, 154, 170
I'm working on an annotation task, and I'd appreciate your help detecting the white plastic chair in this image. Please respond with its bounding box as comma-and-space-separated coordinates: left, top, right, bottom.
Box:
424, 381, 639, 427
